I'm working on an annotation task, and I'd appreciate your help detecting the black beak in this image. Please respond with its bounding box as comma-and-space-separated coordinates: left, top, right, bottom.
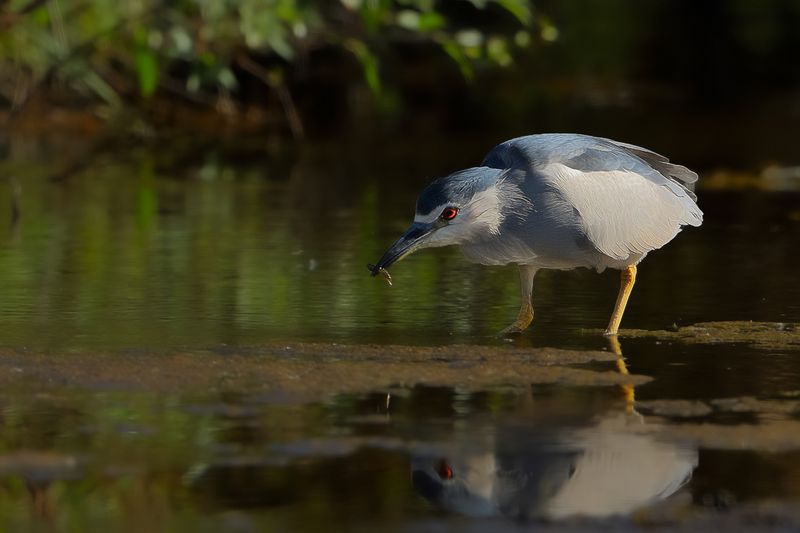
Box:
369, 222, 434, 275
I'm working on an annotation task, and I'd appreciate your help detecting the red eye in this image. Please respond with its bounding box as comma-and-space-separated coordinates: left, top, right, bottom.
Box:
440, 207, 458, 221
437, 459, 454, 480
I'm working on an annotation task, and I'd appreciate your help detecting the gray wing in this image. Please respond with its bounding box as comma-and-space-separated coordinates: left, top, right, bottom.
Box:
483, 134, 703, 261
594, 137, 699, 200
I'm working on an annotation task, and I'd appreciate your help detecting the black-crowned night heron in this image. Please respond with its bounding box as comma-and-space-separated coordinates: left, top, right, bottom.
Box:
411, 415, 697, 519
370, 133, 703, 335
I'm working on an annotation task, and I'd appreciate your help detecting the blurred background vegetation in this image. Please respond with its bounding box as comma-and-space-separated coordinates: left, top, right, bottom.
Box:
2, 0, 800, 165
1, 0, 552, 138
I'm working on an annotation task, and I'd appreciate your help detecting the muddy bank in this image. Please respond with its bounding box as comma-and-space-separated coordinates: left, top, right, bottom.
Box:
0, 343, 646, 402
623, 321, 800, 350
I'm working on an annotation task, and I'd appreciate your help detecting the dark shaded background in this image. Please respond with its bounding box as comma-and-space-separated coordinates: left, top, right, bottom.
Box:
2, 0, 800, 174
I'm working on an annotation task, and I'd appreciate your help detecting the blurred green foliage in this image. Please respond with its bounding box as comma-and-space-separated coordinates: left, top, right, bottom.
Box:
0, 0, 550, 122
4, 1, 800, 142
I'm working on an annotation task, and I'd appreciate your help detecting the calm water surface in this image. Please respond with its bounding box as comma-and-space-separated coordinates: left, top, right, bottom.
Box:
0, 138, 799, 530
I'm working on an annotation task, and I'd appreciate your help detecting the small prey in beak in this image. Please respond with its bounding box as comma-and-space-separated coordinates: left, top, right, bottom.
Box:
368, 222, 436, 286
367, 263, 393, 286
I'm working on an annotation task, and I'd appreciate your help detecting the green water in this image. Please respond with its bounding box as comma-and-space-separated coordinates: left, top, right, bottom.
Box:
2, 143, 798, 350
0, 137, 799, 530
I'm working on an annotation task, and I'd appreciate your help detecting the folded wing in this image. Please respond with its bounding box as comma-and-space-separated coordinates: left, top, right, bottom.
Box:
483, 134, 703, 261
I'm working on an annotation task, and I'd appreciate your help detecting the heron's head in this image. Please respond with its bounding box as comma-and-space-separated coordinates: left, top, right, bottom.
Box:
370, 167, 528, 274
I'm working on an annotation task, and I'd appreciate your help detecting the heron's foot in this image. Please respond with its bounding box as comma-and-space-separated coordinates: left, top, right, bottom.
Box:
498, 313, 533, 337
499, 323, 527, 337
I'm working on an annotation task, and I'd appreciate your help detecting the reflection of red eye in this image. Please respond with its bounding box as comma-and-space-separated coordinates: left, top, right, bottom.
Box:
441, 207, 458, 221
437, 459, 454, 480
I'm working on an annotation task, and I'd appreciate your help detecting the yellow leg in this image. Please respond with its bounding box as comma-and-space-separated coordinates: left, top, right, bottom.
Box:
604, 265, 637, 336
500, 265, 538, 336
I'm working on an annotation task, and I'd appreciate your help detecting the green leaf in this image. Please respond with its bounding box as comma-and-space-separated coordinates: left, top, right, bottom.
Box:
217, 67, 238, 90
540, 22, 559, 42
169, 26, 193, 56
31, 6, 50, 25
358, 1, 385, 33
455, 29, 483, 48
487, 36, 512, 66
135, 47, 159, 97
82, 70, 122, 107
268, 33, 295, 60
396, 10, 420, 30
186, 73, 201, 93
418, 11, 445, 31
442, 40, 474, 81
495, 0, 533, 26
346, 40, 381, 94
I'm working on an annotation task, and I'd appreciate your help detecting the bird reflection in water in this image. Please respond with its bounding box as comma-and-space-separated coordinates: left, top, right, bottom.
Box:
411, 338, 697, 521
